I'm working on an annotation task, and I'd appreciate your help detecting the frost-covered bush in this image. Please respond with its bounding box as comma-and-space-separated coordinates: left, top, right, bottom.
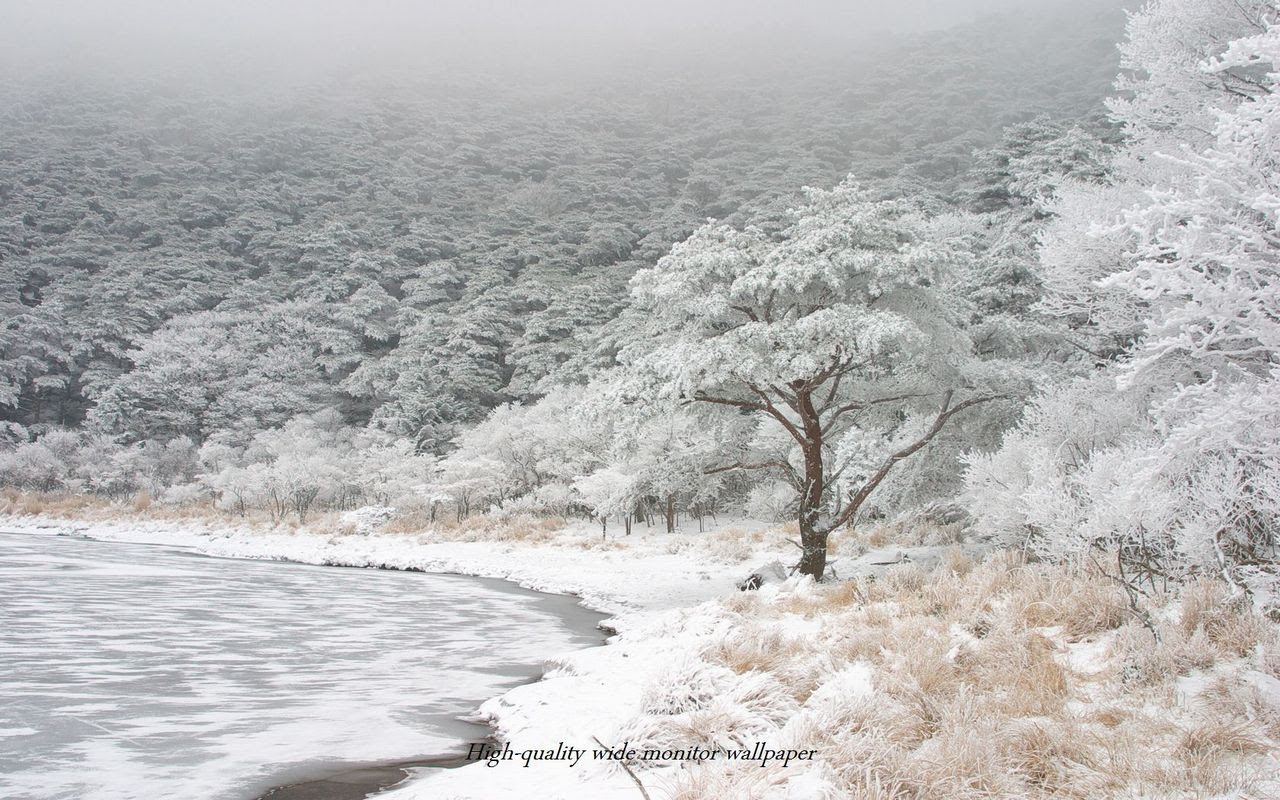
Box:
200, 412, 437, 523
433, 385, 746, 526
745, 481, 796, 523
573, 466, 640, 524
0, 440, 70, 491
436, 388, 609, 518
963, 374, 1155, 557
0, 429, 199, 497
500, 481, 579, 518
158, 482, 210, 507
129, 437, 200, 495
968, 6, 1280, 584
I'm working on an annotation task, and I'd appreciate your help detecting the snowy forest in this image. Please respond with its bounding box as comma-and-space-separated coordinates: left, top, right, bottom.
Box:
2, 0, 1278, 594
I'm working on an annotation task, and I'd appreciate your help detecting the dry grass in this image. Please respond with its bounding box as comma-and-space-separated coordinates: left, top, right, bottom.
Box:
1178, 717, 1273, 760
1, 489, 590, 543
856, 516, 967, 549
418, 513, 565, 544
1179, 579, 1272, 658
1008, 567, 1132, 639
645, 554, 1280, 800
130, 491, 153, 513
2, 488, 115, 517
381, 508, 436, 534
0, 488, 223, 522
941, 546, 975, 577
705, 527, 769, 563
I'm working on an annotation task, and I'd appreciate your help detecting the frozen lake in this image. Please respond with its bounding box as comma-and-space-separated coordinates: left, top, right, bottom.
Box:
0, 530, 603, 800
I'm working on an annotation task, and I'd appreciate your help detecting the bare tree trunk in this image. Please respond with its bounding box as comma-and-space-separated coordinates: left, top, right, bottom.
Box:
665, 495, 676, 533
795, 389, 829, 581
807, 391, 1002, 576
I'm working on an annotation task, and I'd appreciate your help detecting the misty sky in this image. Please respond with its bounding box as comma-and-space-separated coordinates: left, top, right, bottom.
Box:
1, 0, 1091, 82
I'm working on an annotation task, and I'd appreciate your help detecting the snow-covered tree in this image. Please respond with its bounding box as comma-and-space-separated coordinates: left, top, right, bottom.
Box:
1115, 20, 1280, 388
605, 403, 751, 533
0, 437, 71, 491
1034, 0, 1276, 358
87, 304, 346, 444
573, 466, 640, 535
1111, 14, 1280, 572
620, 180, 1007, 579
435, 387, 609, 517
195, 412, 436, 522
966, 117, 1113, 216
1110, 0, 1274, 157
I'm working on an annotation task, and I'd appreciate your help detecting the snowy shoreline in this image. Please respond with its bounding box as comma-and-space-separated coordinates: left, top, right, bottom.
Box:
0, 513, 749, 800
0, 514, 735, 614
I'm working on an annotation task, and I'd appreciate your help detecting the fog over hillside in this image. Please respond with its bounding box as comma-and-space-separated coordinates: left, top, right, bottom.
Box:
1, 1, 1126, 448
2, 0, 1103, 80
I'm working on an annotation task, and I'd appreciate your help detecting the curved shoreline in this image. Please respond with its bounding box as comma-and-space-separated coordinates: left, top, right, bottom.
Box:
241, 562, 610, 800
254, 750, 482, 800
1, 522, 614, 800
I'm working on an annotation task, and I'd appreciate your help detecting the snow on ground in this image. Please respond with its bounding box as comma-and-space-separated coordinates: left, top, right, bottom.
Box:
0, 515, 744, 616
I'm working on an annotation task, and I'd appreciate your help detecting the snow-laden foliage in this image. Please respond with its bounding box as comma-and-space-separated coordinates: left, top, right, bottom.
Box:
87, 305, 347, 444
617, 180, 1022, 577
968, 4, 1280, 585
0, 412, 435, 521
622, 183, 962, 396
0, 429, 200, 498
435, 388, 608, 518
1034, 0, 1276, 357
1, 3, 1123, 449
431, 384, 753, 530
1115, 41, 1280, 387
201, 414, 437, 522
1110, 0, 1274, 156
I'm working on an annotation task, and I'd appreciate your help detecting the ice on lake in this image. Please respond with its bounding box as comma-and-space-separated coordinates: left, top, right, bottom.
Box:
0, 531, 602, 800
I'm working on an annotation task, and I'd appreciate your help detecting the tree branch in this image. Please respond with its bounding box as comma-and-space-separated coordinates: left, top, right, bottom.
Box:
743, 382, 806, 444
819, 391, 934, 437
692, 392, 766, 413
823, 391, 1005, 533
705, 459, 801, 489
704, 460, 790, 476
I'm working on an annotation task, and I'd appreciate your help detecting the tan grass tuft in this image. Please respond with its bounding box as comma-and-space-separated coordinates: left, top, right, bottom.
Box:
941, 546, 974, 577
998, 719, 1101, 796
1178, 717, 1272, 759
381, 508, 434, 534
